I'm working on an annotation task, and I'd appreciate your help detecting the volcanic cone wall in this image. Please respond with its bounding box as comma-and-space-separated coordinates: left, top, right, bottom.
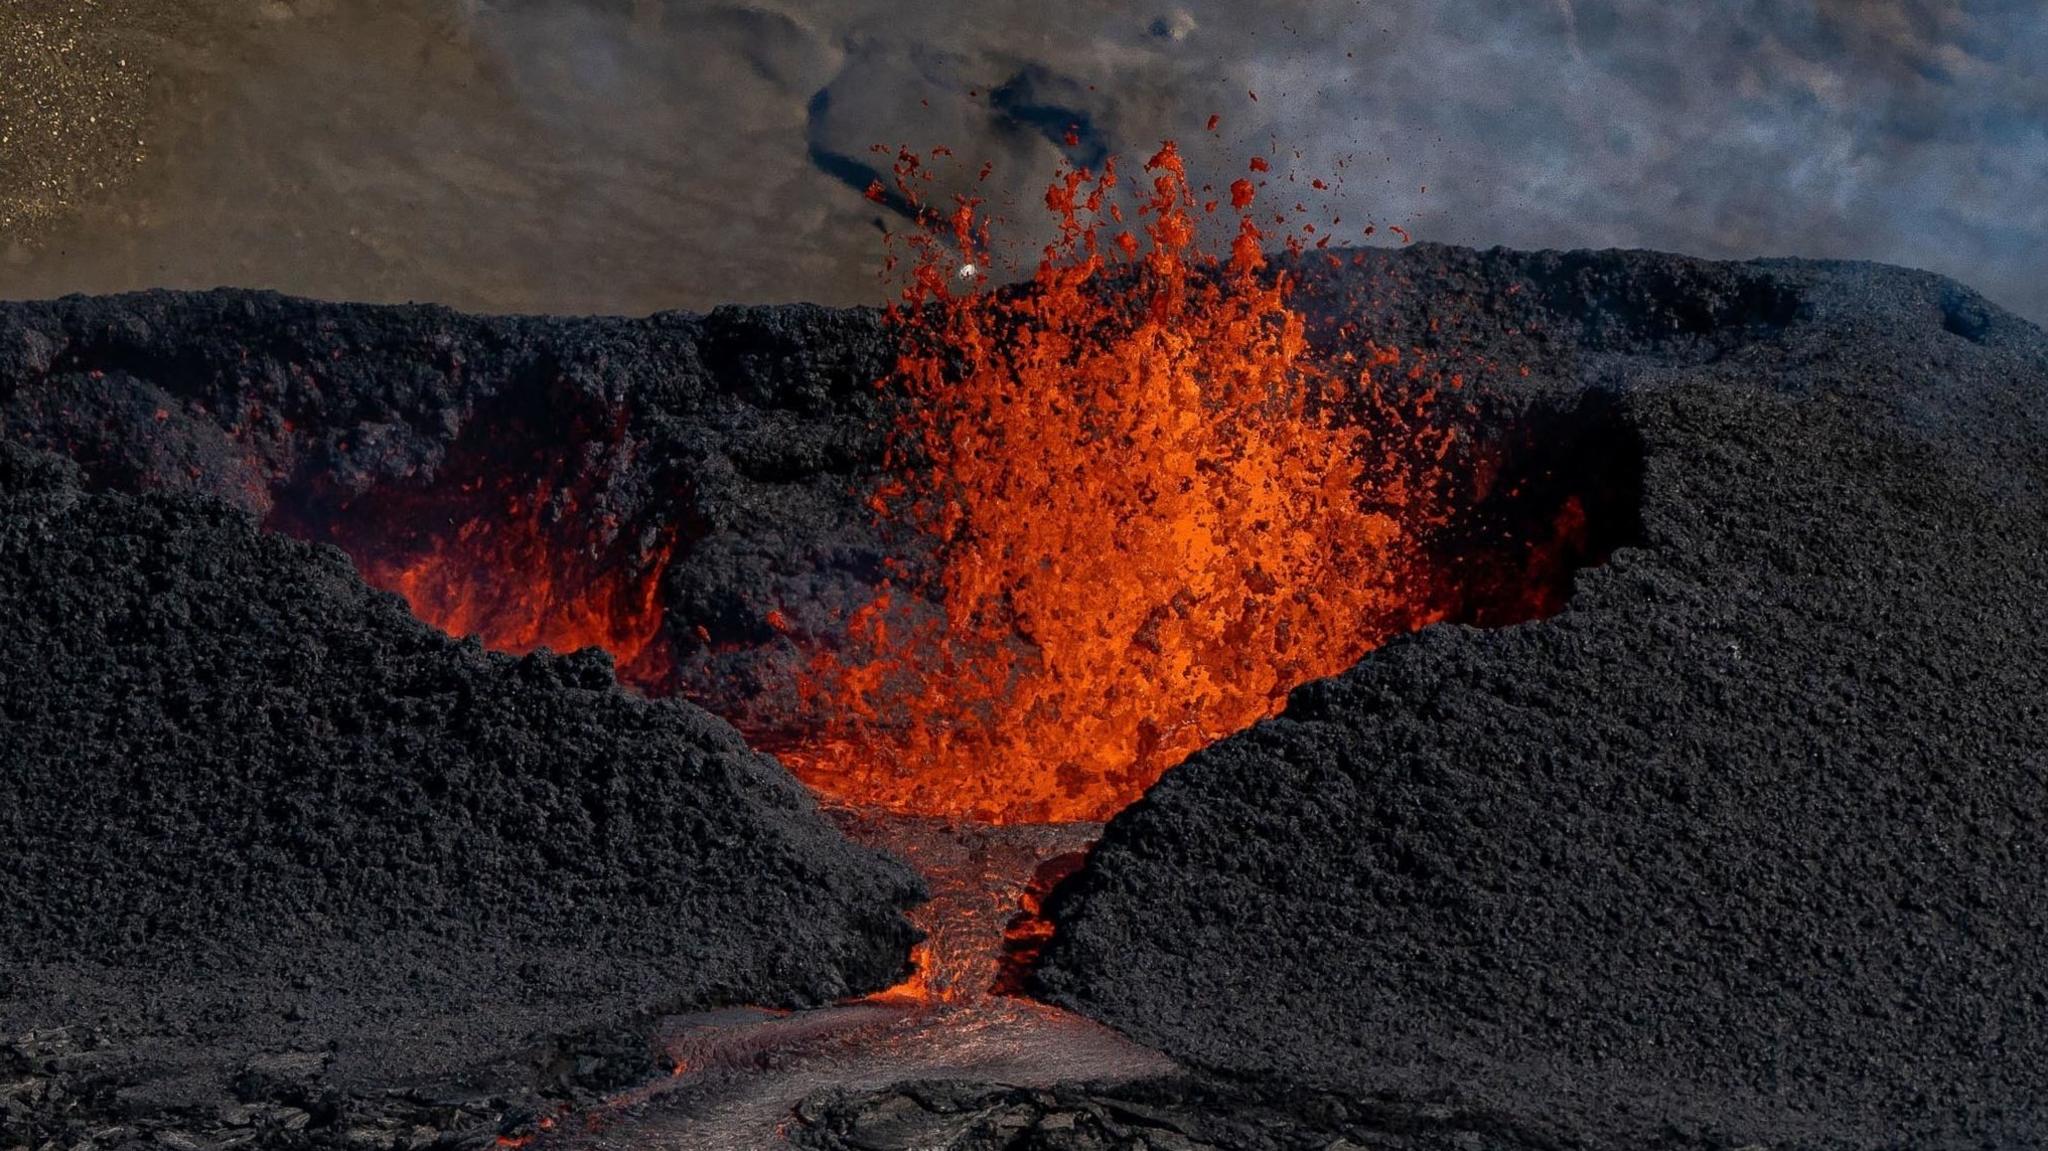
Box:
5, 248, 2044, 1151
0, 292, 945, 750
0, 440, 920, 1142
1037, 252, 2048, 1150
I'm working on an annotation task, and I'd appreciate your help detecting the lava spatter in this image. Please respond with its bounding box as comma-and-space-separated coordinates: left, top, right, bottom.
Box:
785, 141, 1445, 823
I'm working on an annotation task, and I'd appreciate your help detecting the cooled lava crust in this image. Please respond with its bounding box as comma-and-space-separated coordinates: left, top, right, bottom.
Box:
1033, 250, 2048, 1149
3, 245, 2045, 1150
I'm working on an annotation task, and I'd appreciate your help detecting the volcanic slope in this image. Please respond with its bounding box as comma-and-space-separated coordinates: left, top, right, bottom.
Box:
1039, 251, 2048, 1150
0, 444, 920, 1145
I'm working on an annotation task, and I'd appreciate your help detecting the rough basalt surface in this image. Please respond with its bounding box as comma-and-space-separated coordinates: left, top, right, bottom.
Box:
1040, 251, 2048, 1150
0, 444, 921, 1147
788, 1075, 1582, 1151
0, 291, 900, 737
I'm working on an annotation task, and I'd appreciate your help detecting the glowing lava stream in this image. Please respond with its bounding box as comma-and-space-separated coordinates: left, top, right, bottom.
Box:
555, 145, 1439, 1144
527, 815, 1174, 1151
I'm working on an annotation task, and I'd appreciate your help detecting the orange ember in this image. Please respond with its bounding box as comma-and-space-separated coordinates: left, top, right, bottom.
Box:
784, 141, 1444, 823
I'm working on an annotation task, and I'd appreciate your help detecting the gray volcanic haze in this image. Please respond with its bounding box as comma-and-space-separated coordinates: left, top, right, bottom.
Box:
1, 0, 2042, 320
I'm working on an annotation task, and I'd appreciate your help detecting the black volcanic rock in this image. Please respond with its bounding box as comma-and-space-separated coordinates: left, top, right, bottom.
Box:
789, 1075, 1573, 1151
0, 290, 901, 734
0, 443, 920, 1144
1040, 251, 2048, 1149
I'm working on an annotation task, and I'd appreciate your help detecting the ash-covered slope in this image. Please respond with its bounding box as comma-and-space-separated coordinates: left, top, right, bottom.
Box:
1039, 253, 2048, 1149
0, 443, 919, 1144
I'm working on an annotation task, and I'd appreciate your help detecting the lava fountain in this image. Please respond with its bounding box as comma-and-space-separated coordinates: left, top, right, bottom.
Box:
267, 136, 1632, 1041
782, 141, 1450, 825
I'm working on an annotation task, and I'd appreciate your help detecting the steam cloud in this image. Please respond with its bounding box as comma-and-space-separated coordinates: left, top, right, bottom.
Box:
4, 1, 2039, 322
468, 0, 2046, 320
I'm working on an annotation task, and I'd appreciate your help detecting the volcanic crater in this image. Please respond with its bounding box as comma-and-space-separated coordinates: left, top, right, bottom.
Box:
4, 242, 2046, 1151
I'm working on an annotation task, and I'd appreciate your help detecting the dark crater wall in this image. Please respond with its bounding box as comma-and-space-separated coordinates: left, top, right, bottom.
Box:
0, 297, 934, 1147
0, 441, 922, 1144
0, 292, 902, 732
1040, 251, 2048, 1150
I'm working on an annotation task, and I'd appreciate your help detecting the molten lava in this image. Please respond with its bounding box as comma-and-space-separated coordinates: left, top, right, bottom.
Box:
246, 138, 1639, 1042
783, 142, 1446, 823
273, 436, 676, 691
349, 482, 675, 688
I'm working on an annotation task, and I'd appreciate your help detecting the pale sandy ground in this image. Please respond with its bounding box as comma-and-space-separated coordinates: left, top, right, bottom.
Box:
2, 0, 2042, 320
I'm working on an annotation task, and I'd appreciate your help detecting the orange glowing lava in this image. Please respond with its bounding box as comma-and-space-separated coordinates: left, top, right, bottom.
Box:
839, 816, 1100, 1006
352, 483, 675, 687
783, 142, 1446, 823
274, 450, 676, 691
